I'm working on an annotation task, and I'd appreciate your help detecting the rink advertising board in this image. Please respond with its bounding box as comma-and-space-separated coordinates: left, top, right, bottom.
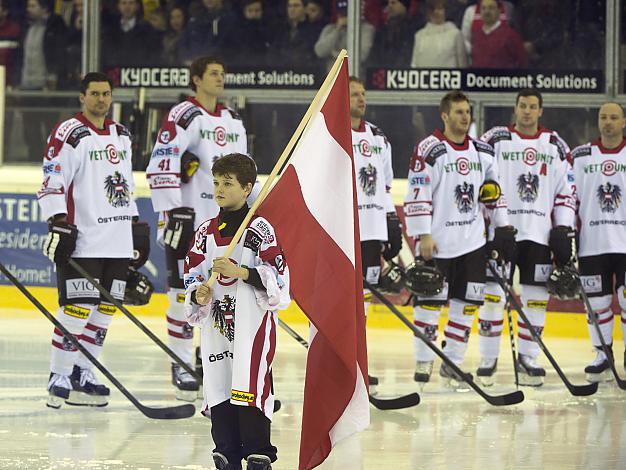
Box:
107, 66, 323, 89
366, 68, 604, 93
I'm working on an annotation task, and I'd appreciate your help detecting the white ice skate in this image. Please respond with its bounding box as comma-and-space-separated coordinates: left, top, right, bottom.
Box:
47, 373, 72, 409
476, 357, 498, 387
517, 354, 545, 387
66, 366, 110, 407
585, 350, 613, 383
439, 363, 472, 392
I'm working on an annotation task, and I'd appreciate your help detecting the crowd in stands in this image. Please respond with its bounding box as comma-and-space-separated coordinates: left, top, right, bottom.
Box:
0, 0, 608, 91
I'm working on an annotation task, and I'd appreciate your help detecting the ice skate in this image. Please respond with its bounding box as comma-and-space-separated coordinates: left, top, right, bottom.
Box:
213, 451, 242, 470
66, 366, 110, 407
476, 357, 498, 387
414, 361, 433, 389
439, 363, 472, 391
585, 350, 613, 383
172, 363, 199, 402
46, 372, 72, 409
246, 454, 272, 470
517, 354, 545, 387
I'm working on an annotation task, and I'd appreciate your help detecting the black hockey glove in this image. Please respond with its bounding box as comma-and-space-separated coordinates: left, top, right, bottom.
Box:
490, 226, 517, 263
549, 226, 575, 268
546, 262, 580, 300
381, 211, 402, 261
124, 267, 154, 306
180, 151, 200, 183
164, 207, 195, 256
43, 218, 78, 263
478, 179, 502, 204
131, 221, 151, 269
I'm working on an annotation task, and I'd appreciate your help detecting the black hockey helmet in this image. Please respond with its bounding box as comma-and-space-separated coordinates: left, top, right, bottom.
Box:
377, 262, 405, 294
546, 263, 580, 300
404, 258, 445, 297
124, 268, 154, 306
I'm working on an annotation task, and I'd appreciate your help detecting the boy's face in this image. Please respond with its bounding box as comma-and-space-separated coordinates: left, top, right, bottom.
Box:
214, 173, 252, 211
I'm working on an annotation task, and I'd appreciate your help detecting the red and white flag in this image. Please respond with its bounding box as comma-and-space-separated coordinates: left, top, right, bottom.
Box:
257, 58, 370, 469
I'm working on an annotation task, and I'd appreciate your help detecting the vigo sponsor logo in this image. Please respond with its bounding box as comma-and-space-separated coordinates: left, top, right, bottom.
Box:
111, 279, 126, 300
66, 278, 100, 299
534, 264, 551, 282
366, 266, 381, 284
463, 305, 479, 315
527, 300, 548, 309
63, 304, 91, 319
580, 274, 602, 294
231, 389, 255, 403
199, 127, 240, 146
89, 145, 127, 163
465, 282, 485, 301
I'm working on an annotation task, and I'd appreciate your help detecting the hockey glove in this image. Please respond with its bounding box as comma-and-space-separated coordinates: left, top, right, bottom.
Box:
124, 267, 154, 305
163, 207, 195, 256
43, 219, 78, 263
381, 211, 403, 261
180, 151, 200, 183
549, 226, 575, 267
131, 221, 151, 269
478, 179, 502, 204
546, 262, 580, 300
490, 225, 517, 263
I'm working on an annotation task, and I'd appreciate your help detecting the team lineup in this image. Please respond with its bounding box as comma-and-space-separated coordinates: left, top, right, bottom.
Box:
31, 55, 626, 470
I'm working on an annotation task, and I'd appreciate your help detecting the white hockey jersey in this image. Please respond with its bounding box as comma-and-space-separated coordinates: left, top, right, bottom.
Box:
404, 129, 507, 259
37, 113, 137, 258
571, 138, 626, 257
352, 120, 394, 241
184, 215, 290, 420
146, 98, 248, 229
480, 125, 576, 245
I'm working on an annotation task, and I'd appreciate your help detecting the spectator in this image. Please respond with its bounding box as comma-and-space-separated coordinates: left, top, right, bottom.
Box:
0, 0, 21, 86
368, 0, 424, 67
470, 0, 526, 69
314, 0, 374, 71
411, 0, 466, 68
221, 0, 272, 66
102, 0, 160, 68
61, 0, 84, 89
273, 0, 319, 68
146, 7, 167, 33
461, 0, 513, 55
305, 0, 327, 38
162, 5, 187, 65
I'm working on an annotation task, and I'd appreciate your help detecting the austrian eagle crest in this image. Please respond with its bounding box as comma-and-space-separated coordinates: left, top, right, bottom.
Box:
359, 164, 377, 196
517, 172, 539, 203
104, 171, 130, 207
211, 294, 236, 342
597, 182, 622, 213
454, 182, 474, 213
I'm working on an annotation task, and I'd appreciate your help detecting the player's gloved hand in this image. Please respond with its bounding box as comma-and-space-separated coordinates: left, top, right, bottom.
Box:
43, 217, 78, 263
478, 179, 502, 204
180, 151, 200, 184
549, 226, 576, 268
163, 207, 195, 255
131, 221, 151, 269
490, 225, 517, 263
381, 211, 402, 261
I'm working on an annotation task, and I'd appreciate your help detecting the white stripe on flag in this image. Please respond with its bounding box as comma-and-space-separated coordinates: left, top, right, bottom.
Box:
329, 364, 370, 446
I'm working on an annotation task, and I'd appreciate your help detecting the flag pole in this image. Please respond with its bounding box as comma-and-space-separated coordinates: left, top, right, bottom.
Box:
204, 49, 349, 286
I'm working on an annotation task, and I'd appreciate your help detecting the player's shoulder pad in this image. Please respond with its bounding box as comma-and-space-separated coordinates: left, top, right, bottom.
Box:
482, 126, 511, 145
248, 216, 276, 245
168, 100, 202, 130
472, 138, 495, 157
115, 123, 131, 138
226, 107, 243, 121
548, 133, 569, 161
570, 143, 592, 161
366, 121, 390, 146
52, 118, 89, 149
419, 135, 446, 165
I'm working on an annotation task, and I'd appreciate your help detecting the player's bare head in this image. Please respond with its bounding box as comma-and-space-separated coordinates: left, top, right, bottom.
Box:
439, 90, 469, 115
516, 88, 542, 108
349, 76, 366, 119
190, 56, 225, 92
598, 102, 625, 139
514, 88, 543, 129
212, 153, 257, 189
80, 73, 114, 118
440, 91, 471, 134
80, 72, 113, 95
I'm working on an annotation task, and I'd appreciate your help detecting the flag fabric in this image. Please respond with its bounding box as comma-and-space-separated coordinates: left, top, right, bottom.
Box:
257, 58, 370, 469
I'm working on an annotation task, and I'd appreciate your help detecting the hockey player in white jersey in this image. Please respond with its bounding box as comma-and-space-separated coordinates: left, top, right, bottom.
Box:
146, 56, 249, 399
349, 76, 401, 385
38, 73, 148, 408
478, 89, 576, 386
571, 102, 626, 382
184, 154, 289, 470
404, 91, 515, 387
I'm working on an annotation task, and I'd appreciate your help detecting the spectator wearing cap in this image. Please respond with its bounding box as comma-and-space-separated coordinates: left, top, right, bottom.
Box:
314, 0, 375, 71
411, 0, 466, 68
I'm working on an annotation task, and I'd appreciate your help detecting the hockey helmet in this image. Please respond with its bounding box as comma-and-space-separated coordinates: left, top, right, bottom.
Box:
546, 263, 580, 300
124, 268, 154, 306
404, 258, 445, 297
377, 262, 405, 294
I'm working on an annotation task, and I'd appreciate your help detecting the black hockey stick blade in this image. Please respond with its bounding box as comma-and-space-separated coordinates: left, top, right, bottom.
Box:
68, 259, 202, 384
365, 281, 524, 406
369, 392, 420, 410
487, 262, 598, 397
0, 262, 196, 420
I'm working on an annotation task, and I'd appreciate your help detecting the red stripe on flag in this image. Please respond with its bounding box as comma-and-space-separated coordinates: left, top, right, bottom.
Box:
249, 311, 269, 406
260, 316, 277, 412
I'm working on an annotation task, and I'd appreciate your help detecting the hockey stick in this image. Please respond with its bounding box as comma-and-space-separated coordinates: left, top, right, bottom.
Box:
491, 260, 519, 388
277, 318, 420, 410
487, 262, 598, 396
576, 277, 626, 389
68, 259, 202, 383
365, 280, 524, 406
0, 262, 195, 420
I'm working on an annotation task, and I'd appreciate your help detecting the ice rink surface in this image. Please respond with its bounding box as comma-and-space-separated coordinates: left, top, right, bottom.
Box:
1, 308, 626, 470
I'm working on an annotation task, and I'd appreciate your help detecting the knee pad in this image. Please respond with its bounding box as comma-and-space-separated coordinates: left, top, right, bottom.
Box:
520, 284, 549, 311
167, 288, 186, 315
448, 299, 476, 329
589, 294, 613, 313
58, 303, 94, 331
617, 285, 626, 312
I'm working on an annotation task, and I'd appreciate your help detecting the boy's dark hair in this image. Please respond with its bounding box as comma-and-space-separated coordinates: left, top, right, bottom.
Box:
212, 153, 257, 187
190, 56, 226, 92
440, 90, 469, 114
80, 72, 114, 94
516, 88, 543, 108
349, 75, 364, 87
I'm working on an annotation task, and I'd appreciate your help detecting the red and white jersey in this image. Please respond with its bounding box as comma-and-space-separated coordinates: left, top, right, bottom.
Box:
184, 215, 290, 420
352, 120, 394, 241
571, 138, 626, 257
404, 129, 507, 258
37, 113, 137, 258
146, 98, 248, 229
480, 125, 576, 245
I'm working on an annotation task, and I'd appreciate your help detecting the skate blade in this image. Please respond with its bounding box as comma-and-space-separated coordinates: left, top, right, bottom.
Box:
175, 389, 198, 402
586, 370, 614, 383
65, 391, 108, 407
442, 377, 471, 392
46, 395, 64, 409
517, 373, 544, 387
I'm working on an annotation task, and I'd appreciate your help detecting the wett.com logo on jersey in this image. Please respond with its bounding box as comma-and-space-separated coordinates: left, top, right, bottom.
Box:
200, 127, 240, 147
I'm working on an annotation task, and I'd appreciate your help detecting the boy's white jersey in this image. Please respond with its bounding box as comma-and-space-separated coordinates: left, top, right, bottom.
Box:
184, 215, 290, 421
481, 125, 576, 245
352, 120, 394, 241
146, 98, 248, 228
404, 129, 507, 259
37, 113, 137, 258
571, 138, 626, 257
